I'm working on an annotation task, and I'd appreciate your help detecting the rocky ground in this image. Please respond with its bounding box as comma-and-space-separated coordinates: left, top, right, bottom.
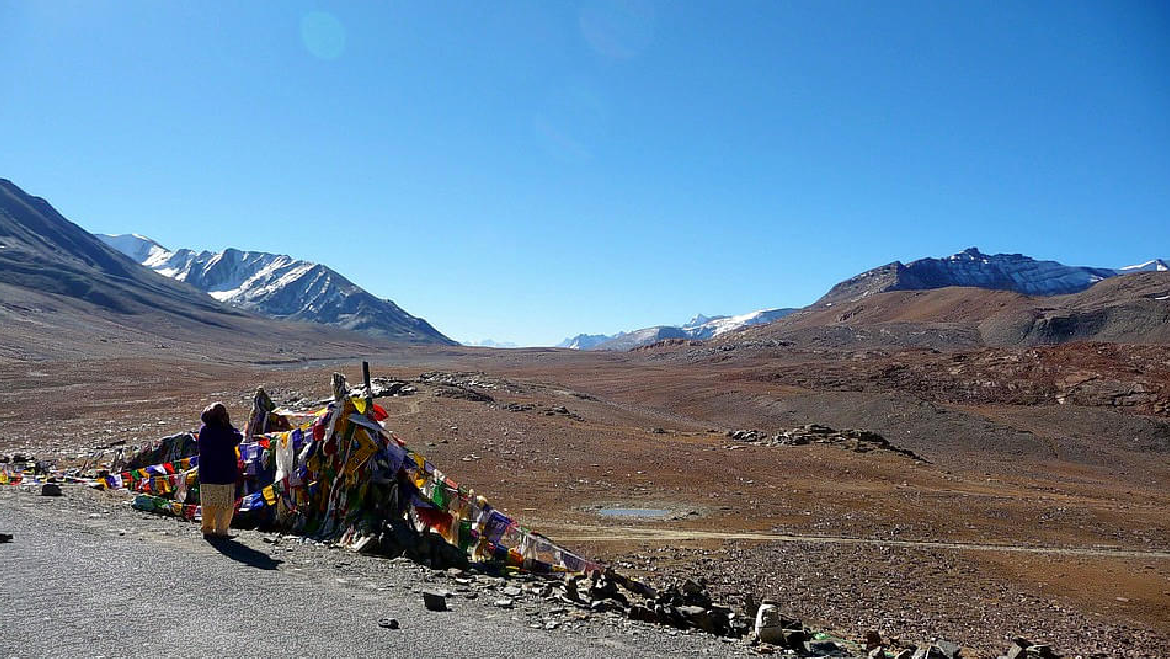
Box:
2, 343, 1168, 657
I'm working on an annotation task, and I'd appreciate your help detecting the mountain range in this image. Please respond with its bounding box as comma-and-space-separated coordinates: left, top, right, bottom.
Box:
816, 247, 1166, 307
726, 264, 1170, 349
3, 176, 1166, 358
0, 178, 406, 362
99, 234, 453, 344
561, 249, 1167, 350
559, 308, 799, 350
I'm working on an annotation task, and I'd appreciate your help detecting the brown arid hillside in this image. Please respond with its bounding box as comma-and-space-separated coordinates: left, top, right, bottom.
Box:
727, 271, 1170, 349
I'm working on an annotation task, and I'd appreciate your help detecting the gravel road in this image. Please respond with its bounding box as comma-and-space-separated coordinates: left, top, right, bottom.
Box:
0, 488, 738, 658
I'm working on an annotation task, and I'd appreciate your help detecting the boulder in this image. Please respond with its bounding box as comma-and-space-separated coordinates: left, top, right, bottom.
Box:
678, 605, 716, 633
422, 591, 448, 612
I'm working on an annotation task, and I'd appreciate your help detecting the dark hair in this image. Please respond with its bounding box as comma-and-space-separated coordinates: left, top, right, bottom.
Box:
201, 402, 231, 427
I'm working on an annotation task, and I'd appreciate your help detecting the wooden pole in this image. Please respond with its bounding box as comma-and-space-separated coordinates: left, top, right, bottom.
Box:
362, 360, 374, 419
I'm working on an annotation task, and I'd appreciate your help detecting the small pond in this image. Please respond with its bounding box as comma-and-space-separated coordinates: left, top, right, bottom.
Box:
597, 507, 671, 518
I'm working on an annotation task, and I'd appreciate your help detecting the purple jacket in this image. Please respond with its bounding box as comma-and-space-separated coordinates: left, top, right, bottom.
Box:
198, 423, 243, 485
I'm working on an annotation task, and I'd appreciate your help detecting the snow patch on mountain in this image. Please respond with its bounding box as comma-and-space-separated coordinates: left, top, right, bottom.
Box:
98, 234, 454, 344
1119, 259, 1169, 273
100, 233, 169, 264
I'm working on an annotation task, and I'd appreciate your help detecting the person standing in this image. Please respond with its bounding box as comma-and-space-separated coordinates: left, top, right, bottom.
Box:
197, 402, 242, 539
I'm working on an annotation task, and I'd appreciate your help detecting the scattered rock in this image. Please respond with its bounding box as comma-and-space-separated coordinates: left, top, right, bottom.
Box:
422, 591, 448, 612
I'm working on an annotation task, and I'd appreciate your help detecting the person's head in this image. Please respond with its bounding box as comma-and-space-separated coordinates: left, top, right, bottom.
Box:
200, 402, 231, 428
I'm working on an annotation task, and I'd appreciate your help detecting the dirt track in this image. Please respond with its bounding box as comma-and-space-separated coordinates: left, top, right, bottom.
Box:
548, 525, 1170, 558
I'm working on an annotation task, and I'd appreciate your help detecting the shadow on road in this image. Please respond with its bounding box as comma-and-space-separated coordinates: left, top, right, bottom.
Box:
208, 538, 283, 570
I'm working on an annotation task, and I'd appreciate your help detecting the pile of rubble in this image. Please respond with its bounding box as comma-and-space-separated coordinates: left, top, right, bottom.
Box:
418, 371, 524, 393
1001, 639, 1060, 659
480, 570, 752, 638
354, 377, 418, 399
503, 403, 583, 420
727, 424, 924, 461
566, 572, 749, 636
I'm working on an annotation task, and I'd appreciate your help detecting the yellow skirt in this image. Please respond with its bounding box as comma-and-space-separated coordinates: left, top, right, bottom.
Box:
200, 483, 235, 508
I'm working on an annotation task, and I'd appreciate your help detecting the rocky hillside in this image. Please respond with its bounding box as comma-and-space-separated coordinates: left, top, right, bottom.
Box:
100, 234, 454, 344
817, 247, 1154, 306
727, 271, 1170, 349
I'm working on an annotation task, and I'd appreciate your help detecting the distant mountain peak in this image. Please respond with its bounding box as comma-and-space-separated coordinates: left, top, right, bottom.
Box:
99, 234, 454, 344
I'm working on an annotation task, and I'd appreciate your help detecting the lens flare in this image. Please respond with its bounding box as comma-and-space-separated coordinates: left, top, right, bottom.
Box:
300, 10, 346, 60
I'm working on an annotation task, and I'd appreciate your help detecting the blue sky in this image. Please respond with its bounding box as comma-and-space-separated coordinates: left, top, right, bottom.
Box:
2, 1, 1168, 346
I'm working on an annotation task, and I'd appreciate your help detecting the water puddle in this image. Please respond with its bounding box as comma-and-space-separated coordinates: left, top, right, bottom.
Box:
598, 507, 671, 518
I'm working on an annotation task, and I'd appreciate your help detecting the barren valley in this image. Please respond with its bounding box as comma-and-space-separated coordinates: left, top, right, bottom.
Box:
4, 339, 1168, 657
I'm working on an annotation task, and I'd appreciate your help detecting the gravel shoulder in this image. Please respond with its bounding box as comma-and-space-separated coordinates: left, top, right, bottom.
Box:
0, 487, 739, 659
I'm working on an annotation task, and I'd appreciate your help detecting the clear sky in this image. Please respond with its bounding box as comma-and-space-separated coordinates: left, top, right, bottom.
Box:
2, 1, 1168, 346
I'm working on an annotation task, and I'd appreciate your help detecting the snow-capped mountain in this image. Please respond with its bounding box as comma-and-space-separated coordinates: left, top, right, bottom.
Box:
685, 308, 799, 338
99, 234, 455, 344
817, 247, 1165, 306
558, 308, 798, 351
